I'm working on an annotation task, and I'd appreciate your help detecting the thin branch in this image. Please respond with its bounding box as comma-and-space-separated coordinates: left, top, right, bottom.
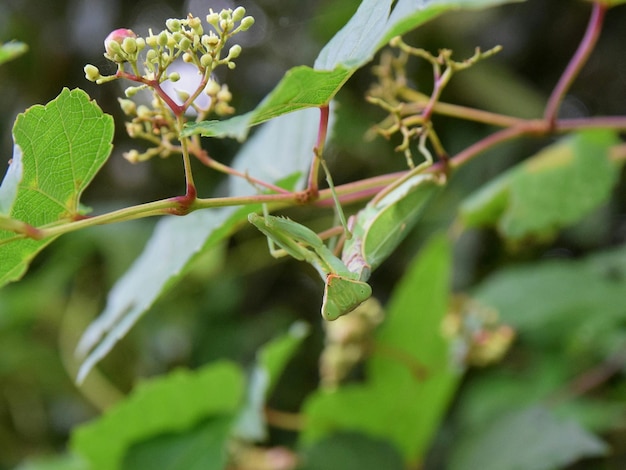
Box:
544, 1, 607, 126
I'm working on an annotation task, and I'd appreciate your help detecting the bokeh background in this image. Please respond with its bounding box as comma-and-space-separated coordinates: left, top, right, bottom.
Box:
1, 0, 625, 468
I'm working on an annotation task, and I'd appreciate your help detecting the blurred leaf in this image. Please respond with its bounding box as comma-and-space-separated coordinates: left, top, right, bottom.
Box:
76, 108, 320, 383
14, 454, 87, 470
0, 88, 114, 286
185, 0, 523, 140
472, 243, 626, 345
0, 41, 28, 65
122, 417, 232, 470
299, 433, 404, 470
71, 361, 244, 470
235, 322, 310, 441
460, 130, 621, 240
302, 234, 459, 463
450, 405, 608, 470
380, 0, 526, 46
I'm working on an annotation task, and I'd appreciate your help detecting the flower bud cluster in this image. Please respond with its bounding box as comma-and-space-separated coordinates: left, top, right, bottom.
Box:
83, 6, 254, 162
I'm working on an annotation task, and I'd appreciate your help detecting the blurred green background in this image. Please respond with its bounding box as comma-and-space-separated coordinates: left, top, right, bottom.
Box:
1, 0, 625, 468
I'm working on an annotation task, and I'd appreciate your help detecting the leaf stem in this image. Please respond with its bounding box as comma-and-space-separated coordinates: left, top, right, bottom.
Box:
544, 1, 607, 127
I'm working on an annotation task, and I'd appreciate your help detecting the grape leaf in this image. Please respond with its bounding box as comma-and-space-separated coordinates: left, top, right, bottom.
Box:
71, 361, 244, 470
184, 0, 524, 141
0, 88, 114, 286
460, 130, 621, 240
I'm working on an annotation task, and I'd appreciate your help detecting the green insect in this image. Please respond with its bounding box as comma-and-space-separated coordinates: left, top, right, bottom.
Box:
248, 169, 445, 320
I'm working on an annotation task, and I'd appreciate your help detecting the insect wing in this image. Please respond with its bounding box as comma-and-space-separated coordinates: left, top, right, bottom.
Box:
362, 173, 443, 270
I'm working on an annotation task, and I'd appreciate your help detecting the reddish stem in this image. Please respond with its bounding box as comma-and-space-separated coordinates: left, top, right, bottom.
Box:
544, 1, 607, 127
306, 105, 331, 200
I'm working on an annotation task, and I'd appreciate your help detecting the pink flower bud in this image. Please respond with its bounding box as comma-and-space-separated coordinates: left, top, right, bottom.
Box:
104, 29, 137, 61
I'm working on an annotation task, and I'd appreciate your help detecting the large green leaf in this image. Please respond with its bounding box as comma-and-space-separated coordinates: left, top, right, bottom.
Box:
71, 361, 244, 470
460, 130, 621, 240
0, 88, 114, 286
302, 234, 458, 463
76, 108, 320, 383
450, 405, 607, 470
184, 0, 524, 141
472, 242, 626, 352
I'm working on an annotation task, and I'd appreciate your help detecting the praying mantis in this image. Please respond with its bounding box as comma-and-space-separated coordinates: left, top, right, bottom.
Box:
248, 167, 446, 321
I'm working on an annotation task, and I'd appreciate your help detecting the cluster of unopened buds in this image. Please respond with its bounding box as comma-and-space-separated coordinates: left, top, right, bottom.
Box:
83, 7, 254, 162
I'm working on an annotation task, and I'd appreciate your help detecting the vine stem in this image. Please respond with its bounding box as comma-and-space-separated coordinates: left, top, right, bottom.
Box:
543, 1, 607, 126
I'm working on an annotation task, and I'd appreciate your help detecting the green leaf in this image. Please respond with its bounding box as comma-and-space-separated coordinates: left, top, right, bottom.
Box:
183, 67, 351, 140
235, 322, 310, 440
71, 361, 245, 470
381, 0, 525, 47
302, 234, 459, 463
185, 0, 523, 140
450, 405, 608, 470
13, 454, 87, 470
76, 108, 321, 383
0, 88, 114, 286
0, 41, 28, 65
121, 417, 232, 470
300, 433, 404, 470
460, 130, 621, 240
472, 243, 626, 339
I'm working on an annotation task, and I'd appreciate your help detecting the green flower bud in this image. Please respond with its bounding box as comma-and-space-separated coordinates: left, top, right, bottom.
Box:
239, 16, 255, 31
169, 72, 181, 82
124, 149, 141, 163
200, 53, 213, 68
84, 64, 101, 82
175, 89, 190, 102
206, 12, 219, 27
137, 105, 151, 119
205, 79, 220, 95
146, 33, 158, 47
232, 6, 246, 22
146, 49, 158, 62
135, 37, 146, 51
125, 122, 142, 138
182, 52, 194, 63
217, 85, 232, 102
118, 98, 137, 115
122, 37, 137, 54
188, 17, 203, 35
166, 18, 181, 32
104, 28, 136, 62
178, 36, 191, 51
158, 30, 169, 47
215, 101, 234, 115
227, 61, 236, 70
228, 44, 242, 59
125, 86, 143, 97
204, 33, 219, 47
